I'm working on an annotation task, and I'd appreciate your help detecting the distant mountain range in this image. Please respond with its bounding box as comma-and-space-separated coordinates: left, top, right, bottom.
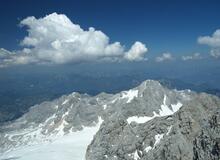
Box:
0, 73, 220, 123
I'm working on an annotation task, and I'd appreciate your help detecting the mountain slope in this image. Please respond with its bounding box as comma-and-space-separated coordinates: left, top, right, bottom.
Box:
0, 80, 219, 160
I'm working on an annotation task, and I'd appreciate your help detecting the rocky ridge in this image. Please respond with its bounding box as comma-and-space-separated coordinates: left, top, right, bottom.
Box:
0, 80, 219, 160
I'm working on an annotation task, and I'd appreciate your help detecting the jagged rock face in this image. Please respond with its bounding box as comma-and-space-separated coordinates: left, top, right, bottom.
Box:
0, 80, 219, 160
86, 85, 220, 160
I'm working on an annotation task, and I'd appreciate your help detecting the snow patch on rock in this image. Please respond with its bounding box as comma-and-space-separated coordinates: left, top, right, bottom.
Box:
144, 146, 152, 153
127, 95, 182, 124
154, 134, 164, 146
62, 99, 69, 105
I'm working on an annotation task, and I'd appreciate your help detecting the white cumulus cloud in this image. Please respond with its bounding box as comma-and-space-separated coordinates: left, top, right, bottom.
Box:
0, 13, 148, 67
17, 13, 147, 64
198, 29, 220, 59
0, 48, 38, 68
124, 41, 148, 61
198, 29, 220, 48
210, 49, 220, 58
155, 53, 174, 62
182, 53, 202, 61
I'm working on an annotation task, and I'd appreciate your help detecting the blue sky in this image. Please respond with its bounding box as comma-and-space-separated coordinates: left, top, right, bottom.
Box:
1, 0, 220, 55
1, 0, 220, 111
1, 0, 220, 125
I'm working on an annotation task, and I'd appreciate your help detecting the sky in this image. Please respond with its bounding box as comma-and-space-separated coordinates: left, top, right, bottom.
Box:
0, 0, 220, 67
1, 0, 220, 120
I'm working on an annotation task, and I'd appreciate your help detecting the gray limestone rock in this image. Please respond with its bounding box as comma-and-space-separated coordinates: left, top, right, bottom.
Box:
0, 80, 219, 160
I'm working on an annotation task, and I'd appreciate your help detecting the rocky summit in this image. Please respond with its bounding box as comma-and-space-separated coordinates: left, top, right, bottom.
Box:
0, 80, 219, 160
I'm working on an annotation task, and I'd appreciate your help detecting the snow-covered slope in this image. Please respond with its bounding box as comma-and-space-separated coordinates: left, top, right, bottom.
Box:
0, 118, 103, 160
0, 80, 219, 160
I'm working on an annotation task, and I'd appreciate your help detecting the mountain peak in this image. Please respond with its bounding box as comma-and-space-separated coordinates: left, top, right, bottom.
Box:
0, 79, 219, 160
138, 79, 163, 90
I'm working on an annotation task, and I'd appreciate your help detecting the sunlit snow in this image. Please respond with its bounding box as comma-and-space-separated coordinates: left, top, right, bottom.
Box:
122, 90, 139, 103
133, 150, 140, 160
154, 134, 164, 146
144, 146, 152, 153
166, 126, 172, 135
0, 118, 103, 160
103, 104, 107, 110
62, 99, 69, 105
143, 133, 164, 154
127, 95, 182, 124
